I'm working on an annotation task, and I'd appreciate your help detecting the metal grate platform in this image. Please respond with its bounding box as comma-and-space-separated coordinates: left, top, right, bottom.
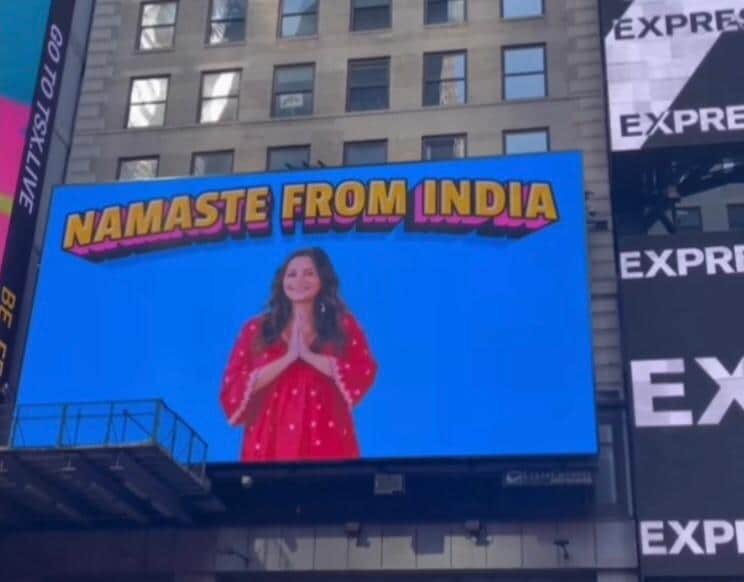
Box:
0, 400, 223, 529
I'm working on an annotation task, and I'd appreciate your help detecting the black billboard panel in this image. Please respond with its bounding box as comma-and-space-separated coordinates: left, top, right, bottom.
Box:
600, 0, 744, 152
0, 0, 75, 408
620, 232, 744, 576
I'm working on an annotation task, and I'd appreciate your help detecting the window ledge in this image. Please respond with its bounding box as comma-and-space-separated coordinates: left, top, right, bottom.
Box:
204, 40, 247, 49
423, 21, 467, 29
277, 34, 320, 42
134, 47, 176, 55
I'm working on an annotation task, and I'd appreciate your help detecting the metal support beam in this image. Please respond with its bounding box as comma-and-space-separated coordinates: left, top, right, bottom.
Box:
110, 451, 191, 523
0, 453, 92, 525
57, 453, 150, 525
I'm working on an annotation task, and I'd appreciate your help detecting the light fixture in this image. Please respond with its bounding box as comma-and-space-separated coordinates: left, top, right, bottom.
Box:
464, 519, 485, 541
240, 475, 253, 489
344, 521, 362, 538
554, 538, 570, 561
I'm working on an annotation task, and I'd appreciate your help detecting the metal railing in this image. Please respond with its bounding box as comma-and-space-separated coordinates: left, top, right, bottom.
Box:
9, 400, 208, 481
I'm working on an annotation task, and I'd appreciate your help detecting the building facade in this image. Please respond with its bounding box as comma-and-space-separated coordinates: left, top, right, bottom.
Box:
1, 1, 643, 581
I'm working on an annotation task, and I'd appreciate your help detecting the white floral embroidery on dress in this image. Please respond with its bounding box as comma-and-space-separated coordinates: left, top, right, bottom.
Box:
329, 357, 353, 408
228, 369, 260, 426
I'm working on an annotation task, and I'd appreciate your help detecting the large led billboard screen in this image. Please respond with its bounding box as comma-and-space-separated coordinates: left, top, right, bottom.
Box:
20, 154, 597, 463
600, 0, 744, 151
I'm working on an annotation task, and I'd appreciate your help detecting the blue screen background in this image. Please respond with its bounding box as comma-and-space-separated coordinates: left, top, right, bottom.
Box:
21, 153, 598, 460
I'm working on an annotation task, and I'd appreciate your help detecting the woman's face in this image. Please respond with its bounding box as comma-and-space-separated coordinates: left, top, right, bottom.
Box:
283, 256, 322, 304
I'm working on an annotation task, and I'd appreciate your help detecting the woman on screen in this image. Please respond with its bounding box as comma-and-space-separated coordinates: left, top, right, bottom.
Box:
220, 248, 378, 463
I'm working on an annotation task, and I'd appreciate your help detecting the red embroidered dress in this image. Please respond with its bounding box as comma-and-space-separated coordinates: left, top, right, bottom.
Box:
221, 314, 377, 462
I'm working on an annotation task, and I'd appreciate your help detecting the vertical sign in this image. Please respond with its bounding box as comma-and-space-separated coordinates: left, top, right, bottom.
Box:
620, 233, 744, 577
0, 0, 76, 404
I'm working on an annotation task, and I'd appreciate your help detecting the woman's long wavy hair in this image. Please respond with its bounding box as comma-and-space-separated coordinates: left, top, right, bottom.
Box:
260, 248, 347, 350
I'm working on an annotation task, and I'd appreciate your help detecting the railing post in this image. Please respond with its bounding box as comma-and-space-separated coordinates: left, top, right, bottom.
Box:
152, 401, 162, 446
57, 404, 68, 448
104, 402, 115, 446
73, 408, 82, 447
122, 409, 129, 442
169, 418, 178, 457
186, 432, 194, 468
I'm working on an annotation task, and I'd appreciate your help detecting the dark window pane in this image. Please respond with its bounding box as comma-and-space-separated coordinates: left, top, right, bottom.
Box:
502, 0, 543, 19
423, 135, 466, 160
348, 59, 389, 112
193, 151, 234, 176
424, 80, 466, 106
275, 66, 314, 92
424, 53, 465, 81
118, 158, 159, 181
349, 87, 388, 110
426, 0, 465, 24
505, 130, 549, 154
424, 52, 466, 106
268, 146, 310, 171
352, 0, 391, 31
349, 62, 389, 87
344, 141, 388, 166
729, 204, 744, 230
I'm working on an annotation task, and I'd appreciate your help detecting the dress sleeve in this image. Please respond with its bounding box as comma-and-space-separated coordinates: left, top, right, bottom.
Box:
220, 318, 264, 426
329, 314, 378, 408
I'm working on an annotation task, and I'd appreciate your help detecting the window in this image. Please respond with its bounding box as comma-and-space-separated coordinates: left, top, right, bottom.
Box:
272, 64, 314, 117
351, 0, 391, 31
675, 206, 703, 232
422, 134, 467, 160
118, 157, 159, 181
501, 0, 543, 19
192, 151, 234, 176
138, 2, 177, 51
728, 203, 744, 230
504, 128, 549, 154
347, 58, 390, 112
200, 70, 241, 123
267, 145, 310, 171
279, 0, 318, 37
127, 76, 169, 128
343, 140, 388, 166
596, 407, 630, 515
423, 51, 466, 106
207, 0, 246, 45
425, 0, 466, 25
503, 44, 546, 100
